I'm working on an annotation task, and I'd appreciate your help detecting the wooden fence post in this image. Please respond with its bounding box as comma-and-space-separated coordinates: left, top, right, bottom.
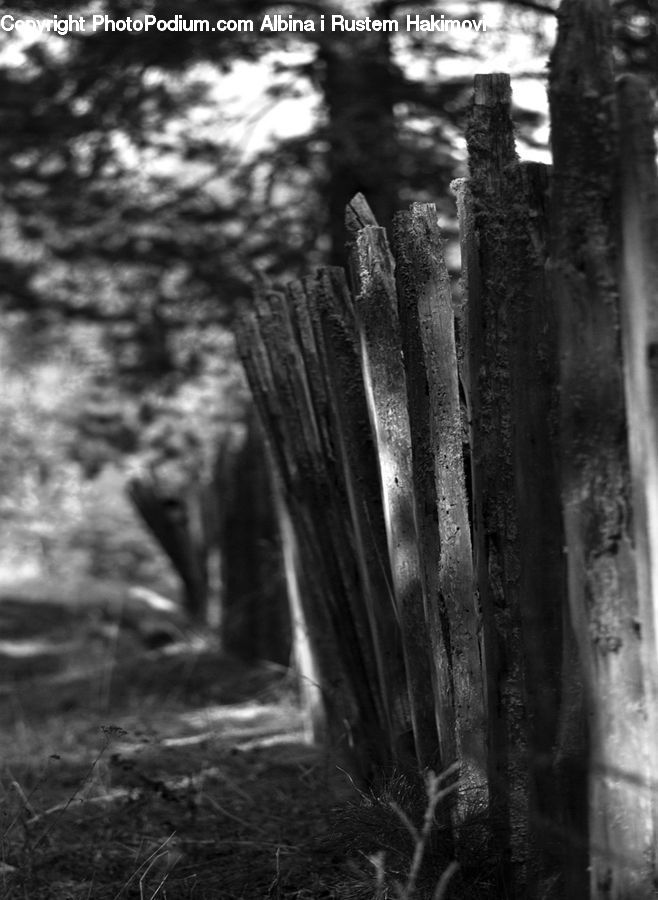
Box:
463, 73, 568, 897
272, 472, 326, 743
283, 275, 395, 770
234, 305, 352, 755
126, 474, 209, 623
227, 55, 658, 897
235, 275, 403, 778
217, 415, 291, 666
550, 0, 656, 895
617, 72, 658, 885
351, 223, 442, 772
393, 205, 457, 773
393, 203, 487, 816
308, 266, 410, 760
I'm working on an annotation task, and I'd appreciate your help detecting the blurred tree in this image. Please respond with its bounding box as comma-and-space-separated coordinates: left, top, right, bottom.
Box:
0, 321, 174, 591
0, 0, 554, 316
612, 0, 658, 81
0, 0, 553, 640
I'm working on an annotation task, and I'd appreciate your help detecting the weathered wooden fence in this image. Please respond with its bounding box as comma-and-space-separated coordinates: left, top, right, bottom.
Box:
127, 416, 291, 662
234, 7, 658, 897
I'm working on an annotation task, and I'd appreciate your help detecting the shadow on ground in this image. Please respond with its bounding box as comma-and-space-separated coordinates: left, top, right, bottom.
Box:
0, 590, 368, 900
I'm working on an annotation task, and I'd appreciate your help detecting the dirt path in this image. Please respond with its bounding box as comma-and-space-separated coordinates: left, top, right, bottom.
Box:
0, 593, 365, 899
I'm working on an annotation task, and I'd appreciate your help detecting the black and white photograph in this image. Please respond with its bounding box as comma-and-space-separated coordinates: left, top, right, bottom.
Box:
0, 1, 656, 897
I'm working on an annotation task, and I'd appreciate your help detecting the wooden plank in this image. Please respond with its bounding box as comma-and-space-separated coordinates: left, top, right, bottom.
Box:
393, 202, 487, 811
217, 415, 291, 666
351, 224, 442, 771
271, 470, 325, 743
464, 74, 529, 896
394, 205, 455, 771
345, 191, 380, 235
464, 73, 569, 897
235, 286, 393, 778
549, 2, 655, 894
233, 307, 351, 753
449, 177, 474, 410
617, 73, 658, 882
126, 475, 208, 622
509, 162, 578, 896
308, 266, 410, 758
285, 276, 394, 768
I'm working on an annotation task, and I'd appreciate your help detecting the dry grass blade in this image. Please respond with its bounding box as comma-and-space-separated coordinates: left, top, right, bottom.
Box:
7, 778, 36, 819
114, 831, 177, 900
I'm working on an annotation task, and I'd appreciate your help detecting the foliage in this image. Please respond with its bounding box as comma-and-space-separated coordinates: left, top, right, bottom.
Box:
0, 324, 85, 579
0, 0, 554, 612
0, 0, 553, 320
613, 0, 657, 80
0, 322, 175, 590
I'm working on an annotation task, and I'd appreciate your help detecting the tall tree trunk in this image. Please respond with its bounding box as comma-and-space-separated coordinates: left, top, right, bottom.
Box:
319, 32, 399, 264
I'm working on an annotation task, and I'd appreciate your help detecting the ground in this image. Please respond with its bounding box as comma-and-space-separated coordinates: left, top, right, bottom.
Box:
0, 586, 470, 900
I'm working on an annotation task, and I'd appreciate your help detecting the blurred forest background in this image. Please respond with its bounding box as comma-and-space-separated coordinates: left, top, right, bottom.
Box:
0, 0, 654, 643
2, 2, 658, 898
0, 0, 562, 633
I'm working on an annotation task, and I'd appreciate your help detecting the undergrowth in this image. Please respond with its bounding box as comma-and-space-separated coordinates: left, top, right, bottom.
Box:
0, 592, 498, 899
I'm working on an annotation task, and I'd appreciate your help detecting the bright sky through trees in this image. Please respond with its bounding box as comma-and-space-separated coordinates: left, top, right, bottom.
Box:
213, 6, 555, 164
